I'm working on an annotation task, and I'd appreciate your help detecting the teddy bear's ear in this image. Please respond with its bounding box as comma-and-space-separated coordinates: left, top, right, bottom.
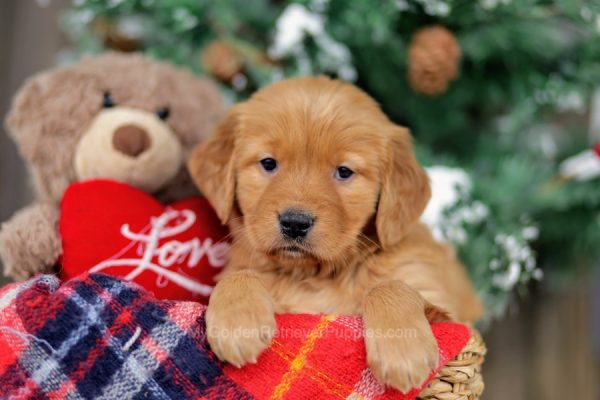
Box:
5, 67, 104, 203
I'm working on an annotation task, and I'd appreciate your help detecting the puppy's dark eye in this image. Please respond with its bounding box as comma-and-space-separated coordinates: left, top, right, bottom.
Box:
260, 157, 277, 172
335, 166, 354, 181
156, 106, 170, 120
102, 91, 115, 108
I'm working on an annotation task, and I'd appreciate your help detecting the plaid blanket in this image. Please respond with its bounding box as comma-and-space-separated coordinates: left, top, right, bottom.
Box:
0, 273, 470, 399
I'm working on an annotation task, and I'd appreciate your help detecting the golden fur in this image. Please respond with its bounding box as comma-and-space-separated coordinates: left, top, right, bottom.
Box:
188, 76, 483, 392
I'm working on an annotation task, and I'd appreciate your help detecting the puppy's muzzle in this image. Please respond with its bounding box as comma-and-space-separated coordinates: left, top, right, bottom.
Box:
279, 209, 314, 240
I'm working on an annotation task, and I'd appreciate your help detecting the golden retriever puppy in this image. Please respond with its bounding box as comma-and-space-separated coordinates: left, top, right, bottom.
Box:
188, 76, 483, 392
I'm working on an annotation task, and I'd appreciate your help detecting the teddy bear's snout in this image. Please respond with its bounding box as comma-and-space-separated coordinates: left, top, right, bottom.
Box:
74, 107, 184, 193
112, 124, 152, 157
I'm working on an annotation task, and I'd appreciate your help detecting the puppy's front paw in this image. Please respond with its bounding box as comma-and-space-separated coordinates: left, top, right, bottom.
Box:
365, 317, 438, 393
205, 273, 276, 367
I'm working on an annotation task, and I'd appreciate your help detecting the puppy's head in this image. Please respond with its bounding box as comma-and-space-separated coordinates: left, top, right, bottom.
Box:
189, 77, 430, 268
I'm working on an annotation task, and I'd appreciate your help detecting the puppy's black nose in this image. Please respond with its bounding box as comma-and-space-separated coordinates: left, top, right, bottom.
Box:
279, 209, 314, 239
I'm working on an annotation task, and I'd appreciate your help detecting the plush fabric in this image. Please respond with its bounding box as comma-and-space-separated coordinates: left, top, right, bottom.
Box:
60, 180, 230, 303
0, 203, 61, 280
0, 52, 225, 282
0, 273, 470, 399
5, 52, 224, 205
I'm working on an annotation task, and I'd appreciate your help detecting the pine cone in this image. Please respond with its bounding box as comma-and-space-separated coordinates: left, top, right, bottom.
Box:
201, 41, 244, 82
407, 26, 461, 96
91, 17, 140, 53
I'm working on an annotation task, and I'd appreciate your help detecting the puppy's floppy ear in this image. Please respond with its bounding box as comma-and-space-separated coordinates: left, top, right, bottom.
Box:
425, 302, 452, 323
187, 108, 238, 224
376, 126, 431, 249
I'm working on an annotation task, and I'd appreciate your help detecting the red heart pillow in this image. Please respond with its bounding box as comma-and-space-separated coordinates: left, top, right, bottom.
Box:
59, 179, 230, 303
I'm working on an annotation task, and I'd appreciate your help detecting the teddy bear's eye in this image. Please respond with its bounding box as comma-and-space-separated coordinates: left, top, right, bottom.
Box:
102, 91, 115, 108
156, 106, 170, 120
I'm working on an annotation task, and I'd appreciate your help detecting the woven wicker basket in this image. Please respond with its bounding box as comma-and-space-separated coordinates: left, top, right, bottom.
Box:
418, 329, 486, 400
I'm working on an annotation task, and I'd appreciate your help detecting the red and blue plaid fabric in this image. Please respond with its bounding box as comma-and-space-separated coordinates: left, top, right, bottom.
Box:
0, 273, 470, 399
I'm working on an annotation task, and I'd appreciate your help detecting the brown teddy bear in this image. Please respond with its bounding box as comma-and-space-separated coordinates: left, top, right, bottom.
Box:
0, 52, 224, 281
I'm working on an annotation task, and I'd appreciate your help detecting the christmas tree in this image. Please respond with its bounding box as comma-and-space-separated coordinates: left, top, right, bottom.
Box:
62, 0, 600, 318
